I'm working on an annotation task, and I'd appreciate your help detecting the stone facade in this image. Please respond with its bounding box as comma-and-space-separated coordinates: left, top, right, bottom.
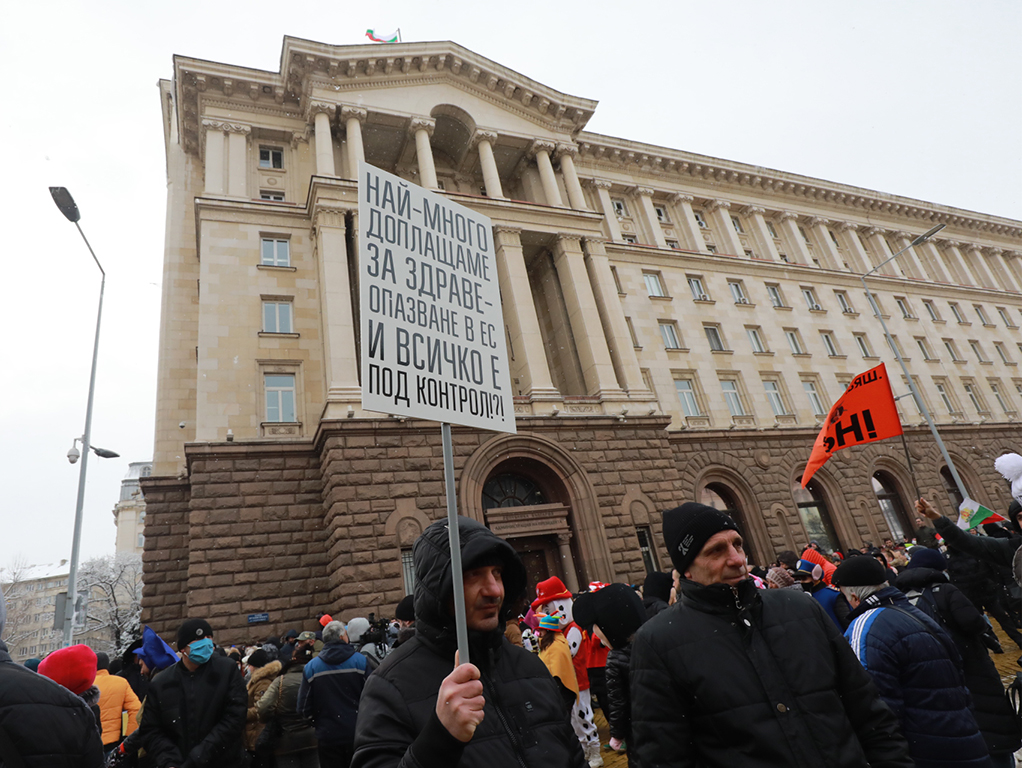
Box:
144, 37, 1022, 642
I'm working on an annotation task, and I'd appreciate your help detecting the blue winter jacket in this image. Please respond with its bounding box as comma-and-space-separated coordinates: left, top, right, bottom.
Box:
297, 641, 367, 747
844, 586, 989, 768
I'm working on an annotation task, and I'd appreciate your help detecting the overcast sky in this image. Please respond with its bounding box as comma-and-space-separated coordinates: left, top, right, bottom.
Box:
2, 0, 1019, 575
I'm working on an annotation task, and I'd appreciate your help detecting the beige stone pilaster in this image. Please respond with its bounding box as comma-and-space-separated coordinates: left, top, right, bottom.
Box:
889, 232, 926, 280
807, 217, 841, 270
225, 124, 250, 198
590, 180, 623, 242
492, 226, 557, 398
472, 131, 504, 199
742, 206, 781, 262
962, 245, 999, 290
583, 238, 648, 394
1005, 251, 1022, 292
774, 211, 812, 264
555, 143, 587, 211
551, 235, 624, 397
940, 241, 977, 286
913, 239, 953, 283
408, 117, 438, 190
310, 102, 337, 177
983, 248, 1022, 293
862, 227, 898, 276
342, 106, 367, 181
530, 140, 564, 207
835, 222, 872, 273
633, 187, 668, 248
314, 210, 362, 411
706, 200, 744, 256
202, 120, 225, 195
671, 193, 707, 252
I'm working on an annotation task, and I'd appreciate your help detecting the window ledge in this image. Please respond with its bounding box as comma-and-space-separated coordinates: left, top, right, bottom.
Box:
731, 415, 757, 427
841, 310, 860, 318
665, 347, 690, 353
863, 355, 880, 361
258, 332, 300, 339
260, 422, 302, 437
792, 353, 812, 358
618, 291, 627, 297
734, 302, 756, 308
693, 299, 716, 305
1003, 361, 1018, 367
979, 360, 993, 365
774, 414, 798, 426
258, 264, 297, 272
903, 315, 919, 322
649, 295, 674, 302
957, 321, 972, 326
632, 345, 643, 351
1005, 324, 1019, 330
808, 309, 828, 315
929, 319, 946, 324
259, 166, 287, 174
982, 323, 997, 328
953, 359, 967, 365
923, 357, 940, 363
711, 349, 734, 355
753, 351, 775, 357
828, 354, 848, 360
684, 415, 712, 429
772, 305, 793, 311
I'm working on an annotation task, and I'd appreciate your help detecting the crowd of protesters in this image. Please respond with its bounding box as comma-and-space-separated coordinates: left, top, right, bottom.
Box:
2, 453, 1021, 768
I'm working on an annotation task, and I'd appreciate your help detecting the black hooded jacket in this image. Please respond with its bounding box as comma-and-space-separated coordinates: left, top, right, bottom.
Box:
351, 516, 585, 768
630, 577, 913, 768
895, 566, 1022, 755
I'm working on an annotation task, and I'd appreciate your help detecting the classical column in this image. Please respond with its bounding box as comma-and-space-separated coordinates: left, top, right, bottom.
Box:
472, 130, 504, 199
314, 209, 362, 415
202, 120, 225, 195
743, 206, 780, 261
342, 106, 367, 180
551, 236, 624, 397
940, 241, 977, 286
889, 231, 927, 280
310, 102, 337, 177
530, 140, 564, 207
407, 117, 438, 190
634, 187, 668, 248
493, 226, 557, 398
555, 143, 587, 211
807, 217, 841, 270
1005, 251, 1022, 293
913, 239, 953, 283
836, 223, 872, 274
862, 228, 897, 276
983, 248, 1022, 293
557, 533, 580, 593
774, 212, 812, 264
590, 179, 623, 242
706, 200, 744, 256
962, 244, 999, 290
226, 124, 251, 198
671, 193, 707, 252
583, 238, 648, 394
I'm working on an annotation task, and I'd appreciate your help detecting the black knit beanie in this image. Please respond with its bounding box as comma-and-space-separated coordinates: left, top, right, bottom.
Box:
572, 583, 646, 650
395, 594, 415, 622
642, 571, 673, 603
832, 555, 887, 587
662, 502, 740, 576
176, 618, 214, 650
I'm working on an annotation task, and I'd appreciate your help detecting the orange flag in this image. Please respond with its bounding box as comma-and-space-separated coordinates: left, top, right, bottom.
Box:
801, 363, 903, 487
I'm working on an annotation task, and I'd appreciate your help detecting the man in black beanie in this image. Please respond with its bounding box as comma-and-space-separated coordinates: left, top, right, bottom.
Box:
139, 617, 247, 768
631, 502, 913, 768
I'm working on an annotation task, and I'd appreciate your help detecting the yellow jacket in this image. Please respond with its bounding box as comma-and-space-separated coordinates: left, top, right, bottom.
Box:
95, 669, 141, 746
538, 632, 578, 700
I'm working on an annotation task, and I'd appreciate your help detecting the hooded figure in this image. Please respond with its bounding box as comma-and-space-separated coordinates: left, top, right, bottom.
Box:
640, 571, 673, 618
351, 515, 586, 768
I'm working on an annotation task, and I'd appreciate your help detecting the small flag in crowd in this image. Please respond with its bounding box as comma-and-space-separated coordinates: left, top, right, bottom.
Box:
957, 498, 1005, 530
366, 29, 400, 43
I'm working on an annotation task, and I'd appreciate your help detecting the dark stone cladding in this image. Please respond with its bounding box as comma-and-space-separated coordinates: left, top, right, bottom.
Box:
140, 418, 1018, 644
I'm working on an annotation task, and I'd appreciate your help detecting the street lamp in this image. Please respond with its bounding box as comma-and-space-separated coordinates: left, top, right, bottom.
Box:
858, 223, 970, 504
50, 186, 117, 647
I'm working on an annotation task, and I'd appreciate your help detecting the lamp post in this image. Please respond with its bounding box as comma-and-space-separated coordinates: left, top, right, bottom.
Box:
50, 186, 117, 647
858, 223, 969, 505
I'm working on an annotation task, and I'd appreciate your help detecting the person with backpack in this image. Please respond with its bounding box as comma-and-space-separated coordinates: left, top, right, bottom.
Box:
258, 646, 319, 768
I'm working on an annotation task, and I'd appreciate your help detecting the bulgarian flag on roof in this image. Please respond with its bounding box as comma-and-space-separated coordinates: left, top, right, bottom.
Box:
366, 29, 400, 43
957, 498, 1006, 530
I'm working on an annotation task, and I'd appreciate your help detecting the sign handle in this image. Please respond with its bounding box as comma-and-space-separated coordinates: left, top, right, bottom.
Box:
442, 422, 470, 665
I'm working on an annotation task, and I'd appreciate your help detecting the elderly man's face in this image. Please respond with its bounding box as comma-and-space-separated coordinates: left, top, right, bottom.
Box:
684, 530, 748, 587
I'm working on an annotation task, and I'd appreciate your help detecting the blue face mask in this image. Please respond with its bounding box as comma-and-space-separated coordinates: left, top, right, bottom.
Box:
187, 637, 215, 665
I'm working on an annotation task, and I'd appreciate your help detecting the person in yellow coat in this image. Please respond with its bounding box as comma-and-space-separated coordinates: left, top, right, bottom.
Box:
94, 651, 141, 753
536, 613, 578, 702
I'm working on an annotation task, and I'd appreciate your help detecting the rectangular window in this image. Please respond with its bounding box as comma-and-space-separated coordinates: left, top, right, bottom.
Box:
659, 321, 682, 350
693, 211, 708, 228
923, 300, 941, 322
654, 205, 669, 222
262, 301, 293, 334
730, 215, 745, 234
950, 303, 966, 323
766, 284, 785, 308
944, 339, 962, 362
666, 239, 681, 250
802, 288, 820, 310
622, 234, 638, 244
990, 381, 1010, 413
259, 147, 283, 169
836, 291, 854, 313
763, 380, 787, 416
625, 317, 640, 348
265, 374, 296, 422
728, 280, 748, 303
747, 327, 766, 353
612, 198, 627, 216
643, 272, 666, 297
820, 332, 839, 357
995, 342, 1012, 365
766, 221, 779, 239
916, 337, 933, 360
674, 379, 701, 417
785, 329, 805, 355
962, 381, 985, 413
974, 305, 990, 325
969, 341, 988, 363
706, 244, 718, 254
934, 382, 955, 414
260, 190, 284, 201
261, 238, 291, 267
636, 527, 660, 573
704, 325, 726, 352
997, 307, 1015, 327
721, 379, 746, 417
803, 380, 826, 416
895, 297, 913, 318
401, 549, 416, 595
688, 276, 707, 300
610, 266, 624, 293
854, 333, 873, 358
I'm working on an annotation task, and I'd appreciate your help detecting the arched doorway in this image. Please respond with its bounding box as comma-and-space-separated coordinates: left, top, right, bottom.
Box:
871, 472, 913, 542
699, 482, 761, 564
940, 466, 968, 512
791, 479, 842, 554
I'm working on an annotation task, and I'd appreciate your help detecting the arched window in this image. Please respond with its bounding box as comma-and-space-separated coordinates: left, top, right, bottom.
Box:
481, 473, 546, 510
940, 466, 968, 512
699, 482, 759, 563
791, 479, 841, 554
871, 472, 911, 542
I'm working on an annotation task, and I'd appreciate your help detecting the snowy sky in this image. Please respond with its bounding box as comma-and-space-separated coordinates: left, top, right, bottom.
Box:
1, 0, 1019, 573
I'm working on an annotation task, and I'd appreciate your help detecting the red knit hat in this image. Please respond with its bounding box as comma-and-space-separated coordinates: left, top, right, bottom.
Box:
319, 614, 333, 627
38, 644, 97, 695
531, 576, 572, 610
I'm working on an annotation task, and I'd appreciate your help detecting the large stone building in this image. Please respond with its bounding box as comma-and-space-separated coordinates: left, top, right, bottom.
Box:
143, 37, 1022, 641
113, 462, 152, 555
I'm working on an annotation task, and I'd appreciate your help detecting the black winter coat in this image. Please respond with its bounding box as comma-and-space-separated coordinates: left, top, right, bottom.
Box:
641, 596, 668, 620
0, 644, 105, 768
934, 516, 1021, 570
139, 653, 247, 768
630, 578, 913, 768
605, 645, 631, 741
351, 515, 586, 768
896, 567, 1022, 755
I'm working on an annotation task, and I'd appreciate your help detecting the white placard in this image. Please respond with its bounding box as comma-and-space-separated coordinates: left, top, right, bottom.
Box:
359, 162, 516, 434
